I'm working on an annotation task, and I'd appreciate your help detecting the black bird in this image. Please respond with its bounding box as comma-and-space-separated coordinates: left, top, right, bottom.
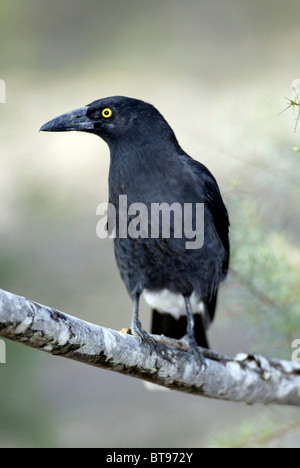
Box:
40, 96, 230, 365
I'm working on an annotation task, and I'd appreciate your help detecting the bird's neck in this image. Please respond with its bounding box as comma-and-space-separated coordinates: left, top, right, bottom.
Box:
108, 141, 183, 205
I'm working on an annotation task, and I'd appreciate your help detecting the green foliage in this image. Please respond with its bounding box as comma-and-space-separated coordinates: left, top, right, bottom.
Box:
230, 200, 300, 358
209, 408, 300, 448
209, 85, 300, 447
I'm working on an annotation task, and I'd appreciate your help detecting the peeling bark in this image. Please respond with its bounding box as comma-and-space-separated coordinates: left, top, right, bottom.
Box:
0, 287, 300, 406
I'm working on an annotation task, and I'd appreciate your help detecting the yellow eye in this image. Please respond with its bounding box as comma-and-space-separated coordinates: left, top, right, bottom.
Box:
102, 108, 113, 118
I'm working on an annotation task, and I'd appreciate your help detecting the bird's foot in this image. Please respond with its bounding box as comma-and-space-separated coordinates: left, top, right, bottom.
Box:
181, 332, 207, 371
131, 317, 156, 351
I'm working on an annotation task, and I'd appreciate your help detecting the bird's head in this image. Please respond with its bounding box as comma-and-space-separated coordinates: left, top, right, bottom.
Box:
40, 96, 176, 148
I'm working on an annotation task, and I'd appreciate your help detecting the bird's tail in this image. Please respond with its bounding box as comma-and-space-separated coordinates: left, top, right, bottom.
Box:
150, 292, 218, 349
151, 309, 209, 348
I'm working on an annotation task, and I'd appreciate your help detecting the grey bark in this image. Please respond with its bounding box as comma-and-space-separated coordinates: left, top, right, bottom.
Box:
0, 287, 300, 406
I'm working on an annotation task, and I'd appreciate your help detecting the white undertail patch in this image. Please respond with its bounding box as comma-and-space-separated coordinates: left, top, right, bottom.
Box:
143, 289, 208, 324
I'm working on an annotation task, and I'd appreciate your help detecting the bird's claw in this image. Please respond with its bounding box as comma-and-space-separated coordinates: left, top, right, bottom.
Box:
131, 326, 156, 351
182, 333, 207, 371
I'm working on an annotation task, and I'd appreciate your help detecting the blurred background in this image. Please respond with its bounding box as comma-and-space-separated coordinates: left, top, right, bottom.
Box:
1, 0, 300, 448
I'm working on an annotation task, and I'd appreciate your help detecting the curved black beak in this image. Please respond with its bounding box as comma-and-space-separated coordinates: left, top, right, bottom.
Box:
40, 106, 93, 133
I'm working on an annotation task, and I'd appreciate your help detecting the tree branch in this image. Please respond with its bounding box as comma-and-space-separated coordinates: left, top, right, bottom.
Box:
0, 287, 300, 406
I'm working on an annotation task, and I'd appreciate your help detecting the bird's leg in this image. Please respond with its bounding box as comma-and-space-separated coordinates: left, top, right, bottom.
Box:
183, 296, 206, 370
131, 293, 156, 349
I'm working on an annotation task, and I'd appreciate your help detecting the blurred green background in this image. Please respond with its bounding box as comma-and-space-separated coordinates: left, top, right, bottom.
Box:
1, 0, 300, 448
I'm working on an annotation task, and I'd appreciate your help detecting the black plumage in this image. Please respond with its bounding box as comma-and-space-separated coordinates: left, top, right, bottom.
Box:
41, 96, 230, 364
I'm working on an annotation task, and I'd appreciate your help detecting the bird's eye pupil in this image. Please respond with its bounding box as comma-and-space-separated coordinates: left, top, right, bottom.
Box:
102, 108, 112, 118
